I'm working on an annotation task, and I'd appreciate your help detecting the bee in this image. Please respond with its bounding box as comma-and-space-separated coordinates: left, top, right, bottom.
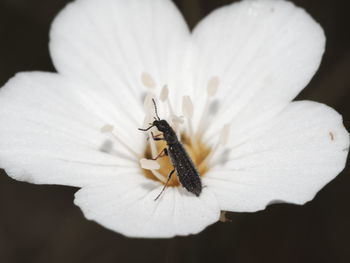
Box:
139, 99, 202, 200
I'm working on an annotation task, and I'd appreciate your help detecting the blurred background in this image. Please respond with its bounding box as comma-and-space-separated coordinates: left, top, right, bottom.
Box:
0, 0, 349, 262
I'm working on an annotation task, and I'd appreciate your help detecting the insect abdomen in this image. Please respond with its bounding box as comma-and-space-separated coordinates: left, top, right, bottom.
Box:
168, 142, 202, 196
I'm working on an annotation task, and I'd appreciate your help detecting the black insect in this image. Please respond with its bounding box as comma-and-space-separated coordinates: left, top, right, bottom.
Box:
139, 99, 202, 200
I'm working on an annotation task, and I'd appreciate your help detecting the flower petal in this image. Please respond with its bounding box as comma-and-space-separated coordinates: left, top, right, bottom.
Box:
191, 0, 325, 143
74, 173, 220, 238
50, 0, 192, 116
0, 72, 141, 187
205, 101, 349, 212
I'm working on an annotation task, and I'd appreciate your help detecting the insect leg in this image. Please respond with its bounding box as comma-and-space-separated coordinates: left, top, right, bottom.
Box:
153, 137, 165, 141
152, 148, 168, 160
154, 169, 175, 201
151, 131, 165, 141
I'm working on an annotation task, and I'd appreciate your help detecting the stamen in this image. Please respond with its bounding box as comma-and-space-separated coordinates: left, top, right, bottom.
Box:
148, 130, 157, 158
140, 158, 167, 183
171, 115, 183, 138
142, 114, 157, 158
140, 114, 169, 184
182, 96, 193, 119
171, 115, 184, 125
141, 72, 156, 89
100, 124, 114, 133
143, 92, 156, 111
150, 170, 168, 183
100, 125, 139, 159
197, 76, 220, 136
159, 85, 175, 119
207, 76, 219, 97
160, 85, 169, 102
159, 85, 182, 135
182, 96, 197, 150
198, 123, 230, 171
219, 124, 230, 146
141, 114, 152, 130
140, 158, 160, 170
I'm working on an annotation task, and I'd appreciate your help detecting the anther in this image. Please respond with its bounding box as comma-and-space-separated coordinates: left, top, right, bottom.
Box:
207, 76, 219, 97
141, 72, 156, 89
160, 85, 169, 102
140, 158, 167, 183
100, 124, 114, 133
140, 158, 160, 170
159, 85, 182, 135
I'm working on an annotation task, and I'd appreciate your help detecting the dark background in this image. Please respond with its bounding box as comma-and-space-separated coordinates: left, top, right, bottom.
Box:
0, 0, 349, 262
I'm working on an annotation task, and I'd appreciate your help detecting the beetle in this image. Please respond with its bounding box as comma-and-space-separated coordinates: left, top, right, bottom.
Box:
139, 99, 202, 200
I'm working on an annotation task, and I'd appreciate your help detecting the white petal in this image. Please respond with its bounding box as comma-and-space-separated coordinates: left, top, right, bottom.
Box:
191, 0, 325, 144
50, 0, 192, 117
0, 72, 141, 187
205, 101, 349, 212
74, 174, 220, 238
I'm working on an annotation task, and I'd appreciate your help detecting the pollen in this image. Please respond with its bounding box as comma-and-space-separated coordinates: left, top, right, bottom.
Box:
142, 133, 211, 186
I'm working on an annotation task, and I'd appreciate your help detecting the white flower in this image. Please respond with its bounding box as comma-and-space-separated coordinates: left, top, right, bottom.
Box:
0, 0, 348, 238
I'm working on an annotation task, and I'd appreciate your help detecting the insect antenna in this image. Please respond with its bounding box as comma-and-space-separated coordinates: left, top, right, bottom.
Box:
152, 98, 161, 121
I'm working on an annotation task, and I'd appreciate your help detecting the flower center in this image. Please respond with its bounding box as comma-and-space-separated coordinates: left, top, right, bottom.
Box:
137, 73, 230, 187
142, 133, 211, 186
